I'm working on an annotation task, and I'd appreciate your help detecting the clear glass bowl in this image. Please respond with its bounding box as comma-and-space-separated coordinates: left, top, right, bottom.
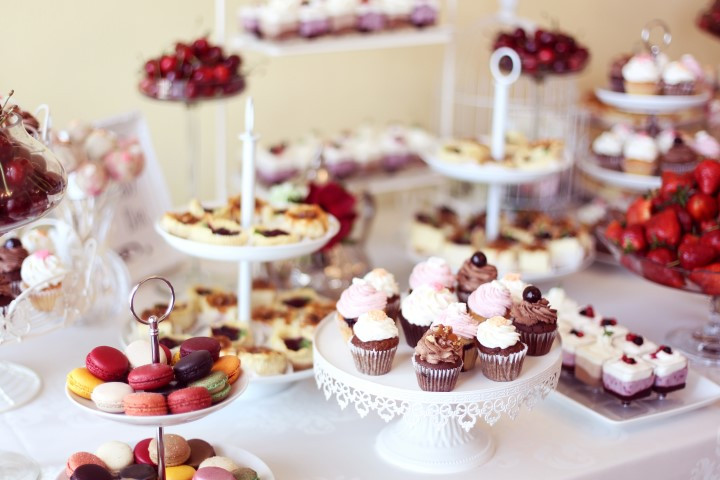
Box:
138, 76, 246, 103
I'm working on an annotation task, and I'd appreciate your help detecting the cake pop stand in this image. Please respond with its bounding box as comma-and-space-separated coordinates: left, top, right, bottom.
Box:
313, 317, 561, 473
64, 277, 251, 480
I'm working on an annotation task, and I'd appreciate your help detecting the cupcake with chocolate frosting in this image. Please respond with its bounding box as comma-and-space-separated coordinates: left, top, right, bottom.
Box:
510, 285, 558, 356
455, 251, 497, 303
363, 268, 401, 320
432, 302, 479, 371
476, 316, 527, 382
467, 280, 512, 322
398, 283, 455, 347
336, 278, 387, 343
348, 310, 400, 376
412, 324, 463, 392
661, 136, 698, 174
408, 256, 455, 293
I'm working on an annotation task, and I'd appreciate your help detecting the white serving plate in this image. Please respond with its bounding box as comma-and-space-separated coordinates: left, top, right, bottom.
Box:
56, 444, 274, 480
65, 372, 249, 427
155, 215, 340, 262
421, 151, 572, 185
553, 369, 720, 425
577, 156, 661, 192
241, 366, 314, 401
594, 88, 710, 114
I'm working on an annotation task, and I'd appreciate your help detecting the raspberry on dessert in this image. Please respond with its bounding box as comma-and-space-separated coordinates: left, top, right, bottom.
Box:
601, 318, 618, 326
621, 354, 637, 364
570, 329, 584, 337
580, 305, 595, 317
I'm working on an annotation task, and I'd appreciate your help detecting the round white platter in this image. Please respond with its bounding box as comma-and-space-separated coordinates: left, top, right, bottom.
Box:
594, 88, 710, 114
577, 156, 661, 192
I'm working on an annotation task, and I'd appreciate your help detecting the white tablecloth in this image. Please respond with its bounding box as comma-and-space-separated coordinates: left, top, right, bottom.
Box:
2, 209, 720, 479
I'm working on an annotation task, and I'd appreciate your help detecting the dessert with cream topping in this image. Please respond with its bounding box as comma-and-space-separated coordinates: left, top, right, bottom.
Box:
510, 285, 558, 356
348, 310, 400, 375
412, 324, 463, 392
602, 354, 655, 403
476, 315, 527, 382
467, 280, 512, 322
336, 278, 387, 343
363, 268, 401, 320
642, 345, 688, 395
408, 256, 455, 293
455, 251, 497, 303
432, 302, 479, 371
398, 283, 455, 347
574, 336, 622, 388
622, 132, 658, 176
559, 326, 595, 372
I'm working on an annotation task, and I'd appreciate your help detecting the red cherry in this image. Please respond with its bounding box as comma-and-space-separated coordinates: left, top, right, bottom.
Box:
225, 54, 241, 72
28, 154, 47, 173
521, 54, 539, 73
524, 39, 538, 53
202, 46, 222, 66
5, 194, 31, 220
175, 43, 194, 61
144, 60, 159, 78
192, 38, 210, 55
4, 157, 30, 187
191, 66, 214, 85
212, 64, 231, 83
621, 354, 637, 365
159, 55, 177, 75
185, 81, 200, 99
0, 133, 13, 161
40, 171, 64, 195
139, 78, 158, 97
538, 48, 556, 65
180, 62, 194, 79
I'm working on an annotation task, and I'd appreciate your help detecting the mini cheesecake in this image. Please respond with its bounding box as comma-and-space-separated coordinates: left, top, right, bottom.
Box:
198, 292, 238, 325
283, 204, 328, 239
518, 243, 552, 275
237, 346, 288, 376
548, 236, 587, 270
642, 345, 689, 394
189, 219, 247, 246
559, 326, 595, 372
574, 337, 622, 388
602, 355, 655, 403
613, 333, 657, 357
251, 226, 299, 246
161, 211, 203, 238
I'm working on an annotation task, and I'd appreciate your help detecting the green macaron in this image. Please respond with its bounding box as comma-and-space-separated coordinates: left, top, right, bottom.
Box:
210, 382, 232, 403
189, 370, 228, 394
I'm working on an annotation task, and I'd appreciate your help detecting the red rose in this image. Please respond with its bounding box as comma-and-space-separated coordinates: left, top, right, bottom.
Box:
305, 181, 357, 250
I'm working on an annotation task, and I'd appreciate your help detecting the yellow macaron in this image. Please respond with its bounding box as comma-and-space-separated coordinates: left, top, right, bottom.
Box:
172, 350, 182, 366
66, 367, 105, 399
165, 465, 196, 480
211, 355, 242, 384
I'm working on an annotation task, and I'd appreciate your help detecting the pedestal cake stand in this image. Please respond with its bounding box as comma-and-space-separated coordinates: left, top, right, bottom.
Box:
313, 317, 561, 474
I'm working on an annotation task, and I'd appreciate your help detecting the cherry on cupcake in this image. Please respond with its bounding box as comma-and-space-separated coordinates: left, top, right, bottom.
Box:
470, 251, 487, 267
523, 285, 542, 303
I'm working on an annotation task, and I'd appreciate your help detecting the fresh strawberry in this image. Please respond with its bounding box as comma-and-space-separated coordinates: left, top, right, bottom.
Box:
660, 171, 694, 200
701, 220, 719, 233
667, 204, 693, 233
645, 209, 682, 247
680, 233, 700, 248
689, 263, 720, 295
621, 225, 647, 253
679, 242, 716, 270
687, 192, 718, 222
694, 159, 720, 195
604, 220, 623, 245
626, 197, 652, 226
643, 248, 685, 288
701, 229, 720, 254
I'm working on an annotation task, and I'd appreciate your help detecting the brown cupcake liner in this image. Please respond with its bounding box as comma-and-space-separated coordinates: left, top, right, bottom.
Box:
399, 314, 430, 348
660, 160, 697, 174
461, 338, 479, 372
348, 341, 398, 376
412, 356, 462, 392
662, 81, 695, 96
479, 343, 527, 382
518, 329, 556, 356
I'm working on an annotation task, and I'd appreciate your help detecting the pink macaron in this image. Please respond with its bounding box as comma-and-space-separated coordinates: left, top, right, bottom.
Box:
65, 452, 108, 478
167, 387, 212, 414
85, 346, 129, 381
193, 466, 235, 480
127, 363, 174, 391
123, 392, 168, 416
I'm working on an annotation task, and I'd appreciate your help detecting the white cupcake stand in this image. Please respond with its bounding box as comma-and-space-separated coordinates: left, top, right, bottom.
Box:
314, 317, 561, 473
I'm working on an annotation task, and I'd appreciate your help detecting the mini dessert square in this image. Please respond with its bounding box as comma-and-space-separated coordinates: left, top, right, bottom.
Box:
559, 327, 595, 372
642, 345, 688, 394
574, 337, 622, 388
613, 333, 657, 357
602, 355, 655, 403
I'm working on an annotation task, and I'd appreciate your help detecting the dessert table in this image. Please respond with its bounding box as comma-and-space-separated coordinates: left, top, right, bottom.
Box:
1, 223, 719, 479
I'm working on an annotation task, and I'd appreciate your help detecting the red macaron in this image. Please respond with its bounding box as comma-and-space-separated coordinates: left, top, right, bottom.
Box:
85, 346, 129, 381
180, 337, 221, 361
127, 363, 174, 391
167, 386, 213, 414
133, 438, 155, 465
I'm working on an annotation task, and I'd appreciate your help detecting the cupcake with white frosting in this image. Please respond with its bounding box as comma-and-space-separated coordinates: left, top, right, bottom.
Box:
476, 316, 527, 382
348, 310, 400, 375
398, 283, 454, 347
592, 131, 623, 170
622, 133, 658, 176
20, 250, 67, 312
661, 61, 696, 95
622, 54, 660, 95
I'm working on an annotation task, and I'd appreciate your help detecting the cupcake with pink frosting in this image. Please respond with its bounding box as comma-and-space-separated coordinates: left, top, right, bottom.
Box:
336, 278, 387, 343
432, 302, 479, 371
399, 283, 455, 347
363, 268, 401, 320
467, 280, 512, 322
408, 256, 455, 293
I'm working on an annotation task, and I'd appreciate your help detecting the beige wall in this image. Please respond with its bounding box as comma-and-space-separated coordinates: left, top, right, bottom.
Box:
5, 0, 720, 202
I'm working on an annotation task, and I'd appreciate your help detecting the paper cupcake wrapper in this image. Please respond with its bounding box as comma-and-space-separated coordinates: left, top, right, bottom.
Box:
412, 356, 462, 392
479, 343, 528, 382
662, 82, 694, 95
399, 316, 430, 348
348, 341, 398, 376
461, 338, 479, 372
518, 329, 556, 356
29, 284, 62, 312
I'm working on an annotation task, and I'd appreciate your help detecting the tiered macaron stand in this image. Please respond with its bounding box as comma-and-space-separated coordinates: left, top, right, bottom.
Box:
578, 21, 711, 193
313, 318, 561, 473
63, 276, 274, 480
420, 48, 593, 281
154, 98, 339, 395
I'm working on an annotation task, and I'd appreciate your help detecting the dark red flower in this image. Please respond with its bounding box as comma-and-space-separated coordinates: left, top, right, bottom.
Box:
305, 181, 357, 250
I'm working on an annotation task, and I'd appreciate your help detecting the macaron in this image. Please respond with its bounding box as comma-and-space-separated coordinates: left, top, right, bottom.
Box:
67, 367, 105, 400
70, 463, 113, 480
181, 337, 221, 361
198, 456, 240, 472
118, 463, 158, 480
210, 383, 231, 404
174, 350, 213, 384
167, 386, 212, 414
128, 363, 175, 391
123, 392, 168, 416
148, 380, 181, 397
149, 434, 191, 466
125, 339, 168, 368
189, 371, 228, 395
186, 439, 216, 469
211, 356, 241, 384
193, 466, 235, 480
85, 345, 130, 381
133, 438, 154, 465
95, 440, 133, 474
66, 451, 108, 478
166, 465, 196, 480
91, 382, 134, 413
232, 467, 260, 480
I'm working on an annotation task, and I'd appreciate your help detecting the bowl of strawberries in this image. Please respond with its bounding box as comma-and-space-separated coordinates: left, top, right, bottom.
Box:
599, 159, 720, 364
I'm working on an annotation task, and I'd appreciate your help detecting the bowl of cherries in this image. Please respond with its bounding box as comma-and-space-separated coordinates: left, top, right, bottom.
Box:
493, 26, 590, 79
139, 36, 246, 102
